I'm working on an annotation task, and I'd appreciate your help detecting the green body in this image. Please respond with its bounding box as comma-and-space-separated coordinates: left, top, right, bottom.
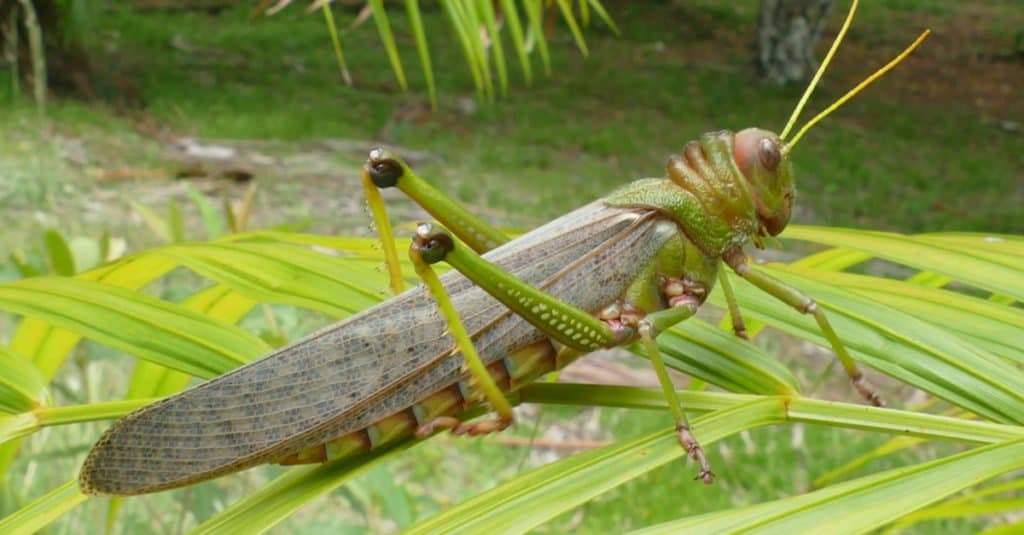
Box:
80, 129, 799, 496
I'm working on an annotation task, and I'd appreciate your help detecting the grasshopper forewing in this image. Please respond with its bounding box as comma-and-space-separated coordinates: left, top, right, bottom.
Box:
80, 0, 929, 496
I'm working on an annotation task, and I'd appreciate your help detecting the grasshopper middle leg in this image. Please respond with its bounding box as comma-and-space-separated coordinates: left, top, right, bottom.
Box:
411, 222, 718, 482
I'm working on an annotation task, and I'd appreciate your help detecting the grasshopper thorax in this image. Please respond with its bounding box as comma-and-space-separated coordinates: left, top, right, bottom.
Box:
732, 128, 795, 237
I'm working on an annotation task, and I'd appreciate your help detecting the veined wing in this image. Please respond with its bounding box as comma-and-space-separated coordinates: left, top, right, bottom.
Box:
80, 200, 678, 495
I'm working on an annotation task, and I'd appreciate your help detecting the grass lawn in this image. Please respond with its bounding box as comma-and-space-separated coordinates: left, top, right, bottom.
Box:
1, 0, 1021, 533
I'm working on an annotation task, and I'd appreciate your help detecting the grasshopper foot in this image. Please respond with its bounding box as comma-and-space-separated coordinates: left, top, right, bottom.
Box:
677, 424, 715, 485
853, 373, 884, 407
453, 416, 514, 436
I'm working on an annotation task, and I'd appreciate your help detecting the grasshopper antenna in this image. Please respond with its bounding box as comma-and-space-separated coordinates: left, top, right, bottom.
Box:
778, 0, 930, 152
779, 0, 861, 142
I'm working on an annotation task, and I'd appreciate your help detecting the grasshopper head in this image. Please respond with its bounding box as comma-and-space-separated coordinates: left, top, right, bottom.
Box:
733, 128, 795, 237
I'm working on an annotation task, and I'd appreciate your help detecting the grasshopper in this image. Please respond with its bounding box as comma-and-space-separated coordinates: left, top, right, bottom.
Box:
80, 0, 929, 496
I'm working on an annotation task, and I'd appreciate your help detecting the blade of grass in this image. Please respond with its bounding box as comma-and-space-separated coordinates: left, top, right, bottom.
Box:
633, 439, 1024, 534
523, 0, 551, 74
554, 0, 588, 56
440, 0, 485, 98
368, 0, 407, 91
0, 277, 264, 378
0, 346, 47, 414
479, 0, 509, 96
320, 2, 353, 86
404, 0, 436, 108
0, 480, 86, 535
497, 0, 532, 84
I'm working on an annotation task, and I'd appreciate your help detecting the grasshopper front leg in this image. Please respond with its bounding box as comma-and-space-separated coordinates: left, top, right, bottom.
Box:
411, 222, 716, 482
717, 264, 750, 340
723, 248, 883, 406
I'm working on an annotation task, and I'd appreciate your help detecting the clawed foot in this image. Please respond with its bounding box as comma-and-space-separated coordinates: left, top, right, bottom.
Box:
853, 373, 884, 407
416, 415, 514, 438
677, 424, 715, 485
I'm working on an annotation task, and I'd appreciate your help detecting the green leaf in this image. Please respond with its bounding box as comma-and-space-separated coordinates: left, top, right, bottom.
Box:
789, 246, 870, 271
8, 249, 40, 278
888, 477, 1024, 531
404, 0, 436, 109
420, 388, 1023, 533
479, 0, 508, 96
440, 0, 485, 98
407, 398, 784, 534
43, 228, 75, 276
35, 398, 151, 428
168, 197, 186, 243
554, 0, 588, 56
716, 266, 1024, 424
191, 441, 414, 535
124, 284, 258, 399
130, 201, 171, 243
184, 183, 226, 239
0, 412, 39, 444
498, 0, 532, 84
153, 241, 386, 317
0, 481, 87, 535
368, 0, 407, 91
0, 346, 47, 414
785, 227, 1024, 300
633, 439, 1024, 534
795, 268, 1024, 364
586, 0, 620, 35
656, 320, 799, 395
523, 0, 551, 75
448, 0, 493, 101
319, 1, 353, 87
0, 277, 265, 378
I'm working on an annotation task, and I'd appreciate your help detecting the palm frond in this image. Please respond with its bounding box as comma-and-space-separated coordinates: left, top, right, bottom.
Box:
261, 1, 616, 107
0, 227, 1021, 532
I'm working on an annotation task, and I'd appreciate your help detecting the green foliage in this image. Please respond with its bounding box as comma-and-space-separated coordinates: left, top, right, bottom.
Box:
268, 0, 618, 109
0, 222, 1022, 533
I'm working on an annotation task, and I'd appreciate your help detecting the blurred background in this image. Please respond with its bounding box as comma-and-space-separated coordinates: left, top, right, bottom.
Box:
1, 0, 1022, 533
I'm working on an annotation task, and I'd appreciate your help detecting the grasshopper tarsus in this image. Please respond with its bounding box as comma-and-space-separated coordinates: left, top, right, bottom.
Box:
854, 373, 885, 407
727, 310, 750, 341
676, 424, 715, 485
454, 416, 514, 436
415, 416, 461, 438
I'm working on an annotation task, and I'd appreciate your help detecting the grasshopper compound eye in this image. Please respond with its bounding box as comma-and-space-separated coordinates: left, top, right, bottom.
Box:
758, 138, 781, 172
732, 128, 783, 179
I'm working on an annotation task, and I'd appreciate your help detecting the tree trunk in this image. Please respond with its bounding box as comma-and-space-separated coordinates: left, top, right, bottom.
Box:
757, 0, 835, 85
0, 0, 96, 100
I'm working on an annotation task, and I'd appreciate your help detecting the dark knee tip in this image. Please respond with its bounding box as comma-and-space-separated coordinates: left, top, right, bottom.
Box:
367, 152, 403, 188
412, 223, 455, 264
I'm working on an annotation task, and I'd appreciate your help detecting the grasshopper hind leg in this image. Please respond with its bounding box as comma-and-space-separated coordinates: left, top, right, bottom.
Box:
410, 224, 520, 438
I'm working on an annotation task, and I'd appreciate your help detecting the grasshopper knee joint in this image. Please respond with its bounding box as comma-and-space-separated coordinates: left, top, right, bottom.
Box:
366, 149, 403, 188
412, 223, 456, 265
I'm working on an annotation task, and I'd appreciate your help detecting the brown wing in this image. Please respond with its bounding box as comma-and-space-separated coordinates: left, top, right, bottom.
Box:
80, 201, 677, 495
